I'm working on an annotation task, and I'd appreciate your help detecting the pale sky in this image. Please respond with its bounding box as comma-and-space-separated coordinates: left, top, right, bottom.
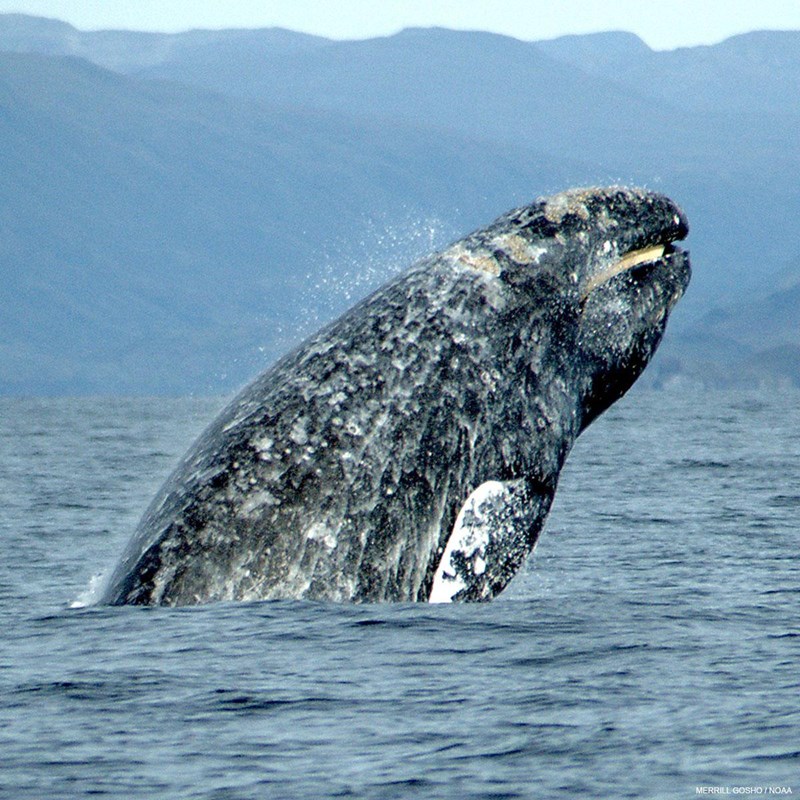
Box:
1, 0, 799, 50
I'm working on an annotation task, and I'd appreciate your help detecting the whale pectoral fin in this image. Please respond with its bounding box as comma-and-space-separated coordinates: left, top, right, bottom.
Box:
429, 478, 553, 603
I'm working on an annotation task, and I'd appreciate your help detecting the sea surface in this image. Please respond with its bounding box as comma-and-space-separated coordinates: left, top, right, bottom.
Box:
0, 388, 797, 799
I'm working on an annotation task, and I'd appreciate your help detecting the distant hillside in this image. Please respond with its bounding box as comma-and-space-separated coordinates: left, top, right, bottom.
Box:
662, 266, 800, 388
1, 14, 799, 392
3, 16, 792, 307
0, 13, 329, 71
0, 51, 584, 394
538, 29, 800, 114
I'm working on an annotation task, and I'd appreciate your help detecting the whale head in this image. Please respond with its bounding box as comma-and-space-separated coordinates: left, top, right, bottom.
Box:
475, 186, 690, 434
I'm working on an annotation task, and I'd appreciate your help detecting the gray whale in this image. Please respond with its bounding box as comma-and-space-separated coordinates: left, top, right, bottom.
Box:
101, 187, 690, 605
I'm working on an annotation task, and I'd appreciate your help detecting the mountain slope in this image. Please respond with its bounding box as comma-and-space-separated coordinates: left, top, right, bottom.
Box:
539, 29, 800, 114
0, 13, 329, 71
3, 16, 800, 391
0, 52, 586, 394
124, 26, 800, 311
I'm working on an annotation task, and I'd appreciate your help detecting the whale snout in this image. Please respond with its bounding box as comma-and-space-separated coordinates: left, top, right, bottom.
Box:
568, 187, 690, 302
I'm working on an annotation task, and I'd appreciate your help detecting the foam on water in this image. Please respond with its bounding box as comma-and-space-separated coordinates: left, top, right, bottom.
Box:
69, 571, 109, 609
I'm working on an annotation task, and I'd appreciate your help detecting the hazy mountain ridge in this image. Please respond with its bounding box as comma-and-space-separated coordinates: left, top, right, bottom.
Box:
1, 14, 798, 392
0, 48, 586, 393
540, 29, 800, 113
131, 25, 800, 299
0, 13, 330, 71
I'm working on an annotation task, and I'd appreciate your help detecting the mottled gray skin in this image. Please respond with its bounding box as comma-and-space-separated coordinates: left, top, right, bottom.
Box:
102, 187, 690, 606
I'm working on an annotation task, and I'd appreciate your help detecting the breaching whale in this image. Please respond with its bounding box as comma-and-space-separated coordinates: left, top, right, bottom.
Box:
101, 187, 690, 606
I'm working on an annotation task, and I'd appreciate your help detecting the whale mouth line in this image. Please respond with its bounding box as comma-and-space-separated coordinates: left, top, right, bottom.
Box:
582, 242, 676, 299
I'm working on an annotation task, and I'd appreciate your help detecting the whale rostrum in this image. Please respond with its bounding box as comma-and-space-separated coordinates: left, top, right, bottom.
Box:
101, 186, 690, 606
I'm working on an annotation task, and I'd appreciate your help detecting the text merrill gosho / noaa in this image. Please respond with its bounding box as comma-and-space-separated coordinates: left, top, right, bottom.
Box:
696, 787, 793, 796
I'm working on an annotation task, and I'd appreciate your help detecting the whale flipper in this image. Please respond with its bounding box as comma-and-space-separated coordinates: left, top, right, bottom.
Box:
429, 478, 553, 602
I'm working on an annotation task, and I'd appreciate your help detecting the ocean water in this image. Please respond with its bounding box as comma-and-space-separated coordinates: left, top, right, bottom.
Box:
0, 388, 798, 799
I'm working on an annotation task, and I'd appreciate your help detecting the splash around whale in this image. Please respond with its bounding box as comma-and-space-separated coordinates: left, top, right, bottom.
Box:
100, 187, 690, 606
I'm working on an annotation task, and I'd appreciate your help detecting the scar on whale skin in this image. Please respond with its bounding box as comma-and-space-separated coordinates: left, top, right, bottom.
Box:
100, 186, 690, 606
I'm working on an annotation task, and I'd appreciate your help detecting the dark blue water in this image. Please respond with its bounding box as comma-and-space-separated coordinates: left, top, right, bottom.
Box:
1, 389, 798, 799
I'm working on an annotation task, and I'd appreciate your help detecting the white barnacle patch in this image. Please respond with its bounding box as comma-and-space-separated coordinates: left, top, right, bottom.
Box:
429, 480, 507, 603
328, 390, 347, 407
390, 356, 409, 372
480, 368, 499, 391
543, 190, 593, 223
344, 419, 363, 437
239, 489, 279, 518
252, 435, 274, 454
290, 418, 309, 446
447, 243, 501, 276
490, 233, 541, 265
306, 522, 337, 550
